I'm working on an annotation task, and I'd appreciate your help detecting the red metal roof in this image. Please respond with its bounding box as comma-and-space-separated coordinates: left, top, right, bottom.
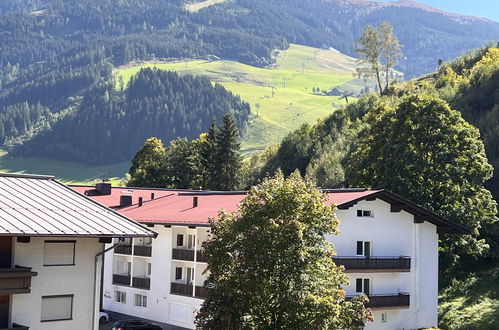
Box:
70, 186, 378, 226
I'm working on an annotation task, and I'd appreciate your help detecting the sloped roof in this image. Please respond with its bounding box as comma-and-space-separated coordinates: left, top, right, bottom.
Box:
0, 173, 156, 238
72, 185, 468, 234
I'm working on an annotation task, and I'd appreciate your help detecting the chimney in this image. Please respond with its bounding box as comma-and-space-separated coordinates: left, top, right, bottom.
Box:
120, 195, 132, 207
151, 193, 155, 200
95, 182, 112, 195
138, 197, 143, 207
193, 196, 198, 208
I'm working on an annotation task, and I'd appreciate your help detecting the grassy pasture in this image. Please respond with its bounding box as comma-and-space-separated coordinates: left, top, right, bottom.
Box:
116, 44, 358, 154
184, 0, 228, 12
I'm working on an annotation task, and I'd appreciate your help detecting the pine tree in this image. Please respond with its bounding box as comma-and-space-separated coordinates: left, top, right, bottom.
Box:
200, 120, 219, 189
215, 114, 242, 190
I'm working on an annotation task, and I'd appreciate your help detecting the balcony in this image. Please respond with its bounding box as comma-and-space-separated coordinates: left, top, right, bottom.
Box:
0, 324, 30, 330
112, 274, 150, 290
197, 251, 209, 263
114, 245, 151, 257
114, 245, 132, 255
347, 293, 410, 309
134, 245, 152, 257
170, 282, 208, 299
333, 256, 410, 272
172, 248, 194, 261
0, 266, 38, 294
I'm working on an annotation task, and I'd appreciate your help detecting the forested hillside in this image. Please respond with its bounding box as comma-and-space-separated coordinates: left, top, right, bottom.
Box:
243, 45, 499, 329
0, 0, 498, 166
11, 68, 250, 164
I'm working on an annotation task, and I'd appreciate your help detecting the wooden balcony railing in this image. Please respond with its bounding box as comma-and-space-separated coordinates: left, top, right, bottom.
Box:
134, 245, 152, 257
332, 256, 411, 272
172, 248, 194, 261
114, 245, 132, 255
112, 274, 150, 290
0, 323, 30, 330
112, 274, 131, 286
197, 251, 209, 263
170, 282, 208, 299
0, 266, 38, 294
132, 277, 151, 290
347, 293, 410, 309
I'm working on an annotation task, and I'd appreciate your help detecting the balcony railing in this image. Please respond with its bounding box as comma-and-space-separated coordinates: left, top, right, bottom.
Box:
114, 245, 152, 257
112, 274, 150, 290
347, 293, 410, 309
112, 274, 131, 286
132, 277, 151, 290
134, 245, 152, 257
197, 251, 209, 263
0, 266, 38, 294
170, 282, 208, 299
0, 324, 30, 330
114, 245, 132, 255
172, 248, 194, 261
332, 256, 411, 272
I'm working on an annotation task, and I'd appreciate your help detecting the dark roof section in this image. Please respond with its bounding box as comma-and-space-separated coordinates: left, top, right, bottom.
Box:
336, 189, 470, 234
0, 172, 157, 238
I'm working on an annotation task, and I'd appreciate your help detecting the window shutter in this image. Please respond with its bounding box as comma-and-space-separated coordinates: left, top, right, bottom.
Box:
41, 295, 73, 321
43, 241, 75, 266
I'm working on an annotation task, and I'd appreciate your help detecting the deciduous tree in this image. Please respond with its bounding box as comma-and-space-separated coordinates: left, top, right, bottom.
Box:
196, 172, 372, 329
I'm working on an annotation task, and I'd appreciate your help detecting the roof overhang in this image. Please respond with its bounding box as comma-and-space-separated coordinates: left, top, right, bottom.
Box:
336, 190, 470, 235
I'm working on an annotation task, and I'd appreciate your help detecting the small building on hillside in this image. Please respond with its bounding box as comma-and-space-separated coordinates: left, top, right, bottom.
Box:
72, 184, 468, 330
0, 173, 156, 330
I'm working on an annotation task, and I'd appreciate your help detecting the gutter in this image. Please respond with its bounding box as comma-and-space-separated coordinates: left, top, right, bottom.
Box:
92, 241, 121, 330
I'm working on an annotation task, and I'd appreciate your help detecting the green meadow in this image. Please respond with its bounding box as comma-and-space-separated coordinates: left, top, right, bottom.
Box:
184, 0, 228, 12
0, 44, 360, 182
116, 44, 358, 154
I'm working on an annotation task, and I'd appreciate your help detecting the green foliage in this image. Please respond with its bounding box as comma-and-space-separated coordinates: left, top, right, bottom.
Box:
11, 68, 250, 164
346, 95, 498, 280
356, 22, 402, 95
127, 114, 243, 190
196, 172, 371, 329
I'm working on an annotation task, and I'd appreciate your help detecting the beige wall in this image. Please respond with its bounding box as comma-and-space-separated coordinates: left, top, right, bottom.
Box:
11, 237, 101, 330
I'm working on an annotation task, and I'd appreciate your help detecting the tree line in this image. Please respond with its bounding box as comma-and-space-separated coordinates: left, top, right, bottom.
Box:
10, 68, 250, 164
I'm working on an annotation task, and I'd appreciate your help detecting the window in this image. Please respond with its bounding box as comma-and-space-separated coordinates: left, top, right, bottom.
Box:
187, 234, 195, 249
41, 295, 73, 322
355, 278, 371, 295
186, 267, 194, 283
176, 234, 184, 247
356, 241, 371, 257
356, 210, 373, 217
147, 262, 152, 276
175, 267, 183, 280
117, 260, 131, 275
43, 240, 75, 266
145, 237, 152, 245
134, 294, 147, 307
115, 291, 126, 304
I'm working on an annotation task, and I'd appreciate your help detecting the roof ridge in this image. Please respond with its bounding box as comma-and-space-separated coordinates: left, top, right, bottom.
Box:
0, 172, 54, 180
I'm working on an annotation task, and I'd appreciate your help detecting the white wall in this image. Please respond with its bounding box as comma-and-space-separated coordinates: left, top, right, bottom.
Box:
330, 199, 438, 329
11, 237, 101, 330
102, 199, 439, 330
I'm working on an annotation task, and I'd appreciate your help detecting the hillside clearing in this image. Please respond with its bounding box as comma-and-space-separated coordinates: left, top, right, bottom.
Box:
184, 0, 228, 12
116, 44, 361, 155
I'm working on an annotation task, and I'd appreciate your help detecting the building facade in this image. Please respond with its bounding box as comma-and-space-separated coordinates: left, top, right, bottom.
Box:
73, 184, 467, 329
0, 174, 156, 330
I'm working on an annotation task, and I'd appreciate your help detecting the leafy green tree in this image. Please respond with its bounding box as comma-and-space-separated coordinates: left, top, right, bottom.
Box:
214, 113, 242, 190
196, 171, 372, 329
356, 22, 402, 95
346, 95, 498, 279
127, 137, 166, 187
163, 137, 204, 189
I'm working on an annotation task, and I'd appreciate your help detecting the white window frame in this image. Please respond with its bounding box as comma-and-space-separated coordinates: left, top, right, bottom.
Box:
356, 210, 373, 218
134, 294, 147, 307
147, 262, 152, 276
115, 290, 126, 304
355, 277, 371, 295
176, 234, 184, 247
356, 241, 372, 257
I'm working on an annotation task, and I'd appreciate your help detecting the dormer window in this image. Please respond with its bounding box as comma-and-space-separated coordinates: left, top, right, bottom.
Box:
357, 210, 373, 217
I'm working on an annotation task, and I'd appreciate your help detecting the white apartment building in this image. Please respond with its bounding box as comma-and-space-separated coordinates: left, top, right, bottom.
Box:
73, 184, 468, 330
0, 174, 156, 330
